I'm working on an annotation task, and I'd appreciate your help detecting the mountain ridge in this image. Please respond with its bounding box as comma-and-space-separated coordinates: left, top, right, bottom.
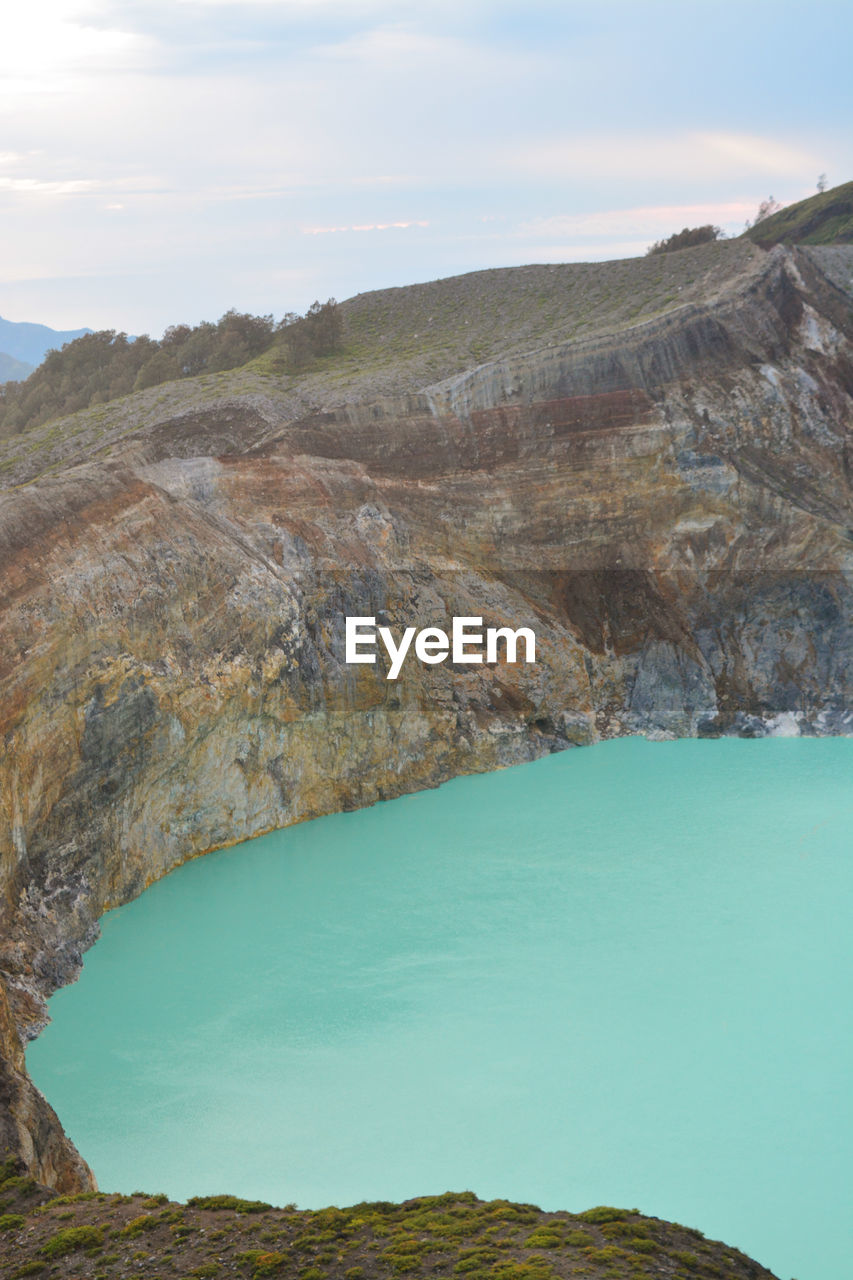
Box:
0, 222, 850, 1280
0, 236, 767, 488
0, 351, 34, 383
1, 178, 851, 445
0, 314, 92, 366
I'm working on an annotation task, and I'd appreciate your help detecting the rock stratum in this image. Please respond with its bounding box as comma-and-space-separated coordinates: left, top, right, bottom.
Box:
0, 236, 851, 1234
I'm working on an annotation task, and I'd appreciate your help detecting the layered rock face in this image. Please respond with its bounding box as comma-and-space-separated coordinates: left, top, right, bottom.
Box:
0, 242, 851, 1190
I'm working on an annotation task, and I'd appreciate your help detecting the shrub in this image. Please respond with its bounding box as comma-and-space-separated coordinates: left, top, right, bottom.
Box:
577, 1206, 631, 1224
0, 1213, 25, 1230
491, 1259, 556, 1280
238, 1250, 287, 1276
647, 225, 722, 255
0, 1175, 38, 1197
389, 1258, 420, 1274
41, 1224, 104, 1256
583, 1245, 633, 1263
601, 1221, 650, 1239
189, 1194, 272, 1214
121, 1214, 159, 1237
43, 1191, 101, 1207
257, 1255, 287, 1277
523, 1229, 563, 1249
746, 197, 782, 228
564, 1230, 594, 1247
454, 1247, 501, 1271
486, 1204, 539, 1224
280, 301, 342, 372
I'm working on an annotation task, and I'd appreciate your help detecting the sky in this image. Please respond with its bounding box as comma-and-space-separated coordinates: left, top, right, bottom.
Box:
1, 0, 851, 337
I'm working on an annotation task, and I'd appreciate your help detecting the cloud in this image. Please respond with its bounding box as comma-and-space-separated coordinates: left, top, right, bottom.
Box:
0, 0, 848, 336
315, 24, 467, 61
0, 176, 99, 195
0, 1, 151, 91
519, 202, 757, 240
170, 0, 389, 7
506, 132, 820, 183
303, 220, 428, 234
0, 162, 169, 202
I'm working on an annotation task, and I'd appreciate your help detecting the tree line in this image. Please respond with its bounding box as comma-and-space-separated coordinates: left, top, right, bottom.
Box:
646, 225, 723, 255
0, 300, 341, 435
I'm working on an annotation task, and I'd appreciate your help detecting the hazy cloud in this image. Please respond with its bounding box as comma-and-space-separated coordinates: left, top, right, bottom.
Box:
507, 133, 822, 184
303, 220, 429, 234
0, 0, 849, 333
519, 203, 758, 240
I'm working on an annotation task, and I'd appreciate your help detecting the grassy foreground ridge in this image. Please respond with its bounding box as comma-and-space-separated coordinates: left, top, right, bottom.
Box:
0, 1160, 779, 1280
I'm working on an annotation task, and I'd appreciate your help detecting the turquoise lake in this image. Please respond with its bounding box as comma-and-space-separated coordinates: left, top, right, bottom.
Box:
27, 736, 853, 1280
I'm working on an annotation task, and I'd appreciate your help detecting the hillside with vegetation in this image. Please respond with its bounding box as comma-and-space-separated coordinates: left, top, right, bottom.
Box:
0, 236, 766, 486
2, 180, 851, 451
0, 302, 340, 437
0, 1163, 781, 1280
3, 180, 851, 463
744, 179, 853, 248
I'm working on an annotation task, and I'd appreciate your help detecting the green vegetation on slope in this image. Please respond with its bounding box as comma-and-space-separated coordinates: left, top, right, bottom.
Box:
329, 237, 762, 384
0, 1157, 780, 1280
646, 225, 722, 255
0, 302, 340, 438
744, 179, 853, 248
3, 179, 852, 448
0, 237, 768, 490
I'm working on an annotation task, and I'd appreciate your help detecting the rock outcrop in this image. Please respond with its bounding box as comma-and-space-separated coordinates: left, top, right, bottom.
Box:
0, 240, 851, 1190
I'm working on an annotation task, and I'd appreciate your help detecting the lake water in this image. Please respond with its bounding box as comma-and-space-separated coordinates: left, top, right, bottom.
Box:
27, 736, 853, 1280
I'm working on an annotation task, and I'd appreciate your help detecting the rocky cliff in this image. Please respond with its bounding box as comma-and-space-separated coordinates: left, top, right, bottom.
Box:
0, 239, 851, 1191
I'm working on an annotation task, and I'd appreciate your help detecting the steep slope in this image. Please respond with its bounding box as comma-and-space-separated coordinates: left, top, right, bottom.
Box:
744, 178, 853, 247
0, 239, 851, 1201
0, 237, 762, 489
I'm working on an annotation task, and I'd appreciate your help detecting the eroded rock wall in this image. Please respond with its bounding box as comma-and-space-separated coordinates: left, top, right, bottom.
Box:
0, 244, 851, 1189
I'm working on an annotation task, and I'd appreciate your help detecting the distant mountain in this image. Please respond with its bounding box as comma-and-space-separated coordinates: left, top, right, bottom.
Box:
0, 351, 35, 383
0, 314, 92, 367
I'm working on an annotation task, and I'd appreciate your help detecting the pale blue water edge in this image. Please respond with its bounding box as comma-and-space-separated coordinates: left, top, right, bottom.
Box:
27, 736, 852, 1280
